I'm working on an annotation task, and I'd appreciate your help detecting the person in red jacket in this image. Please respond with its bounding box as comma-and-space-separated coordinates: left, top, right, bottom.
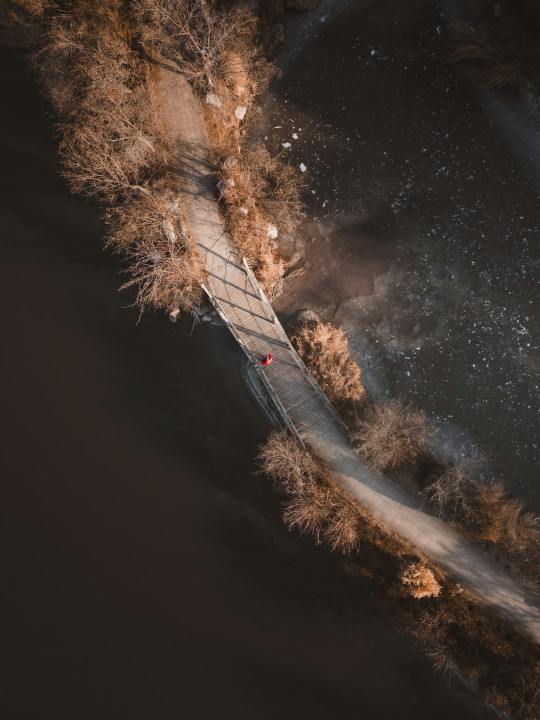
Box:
261, 353, 273, 365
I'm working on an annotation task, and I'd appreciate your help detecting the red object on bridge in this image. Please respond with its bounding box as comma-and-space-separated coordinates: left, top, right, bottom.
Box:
261, 353, 273, 366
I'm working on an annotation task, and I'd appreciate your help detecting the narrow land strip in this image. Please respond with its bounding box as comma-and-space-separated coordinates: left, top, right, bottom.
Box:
147, 57, 540, 643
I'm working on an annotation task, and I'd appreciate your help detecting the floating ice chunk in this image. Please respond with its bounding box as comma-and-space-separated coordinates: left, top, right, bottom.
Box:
299, 163, 307, 172
371, 49, 377, 56
282, 142, 291, 148
292, 133, 298, 140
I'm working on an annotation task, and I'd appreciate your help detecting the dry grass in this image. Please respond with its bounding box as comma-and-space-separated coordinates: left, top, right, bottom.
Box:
258, 430, 418, 557
424, 461, 538, 545
291, 321, 366, 422
215, 145, 304, 293
401, 563, 441, 599
351, 398, 434, 472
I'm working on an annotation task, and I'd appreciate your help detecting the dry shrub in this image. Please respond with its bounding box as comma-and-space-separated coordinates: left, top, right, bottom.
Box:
291, 321, 366, 421
120, 237, 202, 317
217, 145, 304, 292
408, 595, 540, 720
134, 0, 274, 96
106, 187, 187, 252
106, 188, 203, 316
36, 4, 159, 204
257, 429, 320, 495
58, 120, 156, 203
258, 430, 414, 557
401, 563, 441, 599
351, 398, 434, 472
425, 461, 539, 546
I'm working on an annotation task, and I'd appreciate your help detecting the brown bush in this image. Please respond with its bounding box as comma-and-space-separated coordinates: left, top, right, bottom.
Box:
351, 398, 434, 472
424, 461, 539, 545
401, 563, 441, 599
106, 187, 187, 252
133, 0, 273, 96
59, 120, 156, 203
120, 236, 202, 318
258, 430, 415, 557
217, 145, 304, 292
291, 321, 366, 421
108, 186, 203, 317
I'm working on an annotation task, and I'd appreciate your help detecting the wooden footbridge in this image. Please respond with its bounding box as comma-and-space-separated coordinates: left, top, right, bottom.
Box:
148, 57, 540, 643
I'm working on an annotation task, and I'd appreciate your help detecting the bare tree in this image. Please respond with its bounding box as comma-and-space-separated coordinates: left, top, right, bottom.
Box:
59, 121, 155, 202
133, 0, 261, 91
120, 240, 202, 317
106, 188, 186, 253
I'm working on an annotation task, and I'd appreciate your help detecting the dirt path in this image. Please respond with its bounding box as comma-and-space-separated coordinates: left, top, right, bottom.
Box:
147, 57, 540, 644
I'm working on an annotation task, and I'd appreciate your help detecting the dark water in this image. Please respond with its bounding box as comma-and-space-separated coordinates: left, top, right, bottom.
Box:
264, 0, 540, 505
0, 49, 495, 719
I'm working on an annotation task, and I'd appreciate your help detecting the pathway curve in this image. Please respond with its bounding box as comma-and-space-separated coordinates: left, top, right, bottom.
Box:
147, 57, 540, 644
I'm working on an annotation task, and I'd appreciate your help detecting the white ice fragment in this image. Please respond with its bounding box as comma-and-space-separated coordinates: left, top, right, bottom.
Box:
300, 163, 307, 172
282, 142, 291, 148
371, 49, 376, 55
292, 133, 298, 139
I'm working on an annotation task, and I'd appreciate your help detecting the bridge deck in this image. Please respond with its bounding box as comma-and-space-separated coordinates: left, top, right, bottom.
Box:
147, 58, 540, 643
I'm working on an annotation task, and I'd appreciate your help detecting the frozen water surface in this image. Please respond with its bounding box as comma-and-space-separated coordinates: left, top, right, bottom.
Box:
256, 0, 540, 505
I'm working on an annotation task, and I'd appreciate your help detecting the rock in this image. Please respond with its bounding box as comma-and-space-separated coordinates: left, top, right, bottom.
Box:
235, 106, 247, 120
223, 156, 238, 169
239, 207, 249, 215
205, 93, 221, 108
163, 219, 176, 244
216, 177, 235, 198
267, 223, 278, 239
299, 163, 307, 172
235, 86, 246, 97
297, 308, 320, 324
169, 308, 180, 323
